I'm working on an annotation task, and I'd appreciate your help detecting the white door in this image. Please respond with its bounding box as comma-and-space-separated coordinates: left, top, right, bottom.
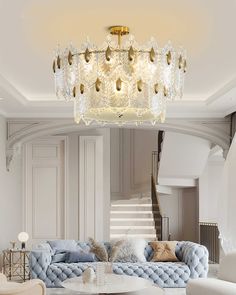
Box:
23, 137, 66, 246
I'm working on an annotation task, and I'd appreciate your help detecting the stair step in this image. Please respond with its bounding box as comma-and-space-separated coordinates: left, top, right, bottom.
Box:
111, 203, 159, 209
111, 225, 156, 229
111, 219, 155, 226
110, 228, 157, 235
112, 198, 152, 205
111, 205, 153, 212
110, 212, 154, 219
110, 196, 162, 241
110, 234, 157, 240
110, 210, 160, 214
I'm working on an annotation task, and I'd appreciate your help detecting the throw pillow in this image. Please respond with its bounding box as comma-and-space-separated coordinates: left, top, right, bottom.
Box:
48, 240, 78, 252
113, 238, 147, 263
51, 249, 68, 263
88, 237, 109, 262
150, 241, 179, 262
66, 250, 96, 263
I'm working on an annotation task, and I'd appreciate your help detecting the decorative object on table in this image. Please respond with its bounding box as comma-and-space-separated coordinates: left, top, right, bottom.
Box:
150, 241, 179, 262
17, 232, 29, 249
88, 238, 108, 262
82, 267, 96, 284
96, 262, 105, 286
104, 262, 113, 274
53, 26, 187, 126
2, 249, 30, 282
10, 241, 16, 250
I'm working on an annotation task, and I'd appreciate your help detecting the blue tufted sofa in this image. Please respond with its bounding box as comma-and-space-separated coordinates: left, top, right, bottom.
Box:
29, 240, 208, 288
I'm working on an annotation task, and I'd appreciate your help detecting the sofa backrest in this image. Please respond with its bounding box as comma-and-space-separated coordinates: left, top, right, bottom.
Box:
44, 240, 185, 262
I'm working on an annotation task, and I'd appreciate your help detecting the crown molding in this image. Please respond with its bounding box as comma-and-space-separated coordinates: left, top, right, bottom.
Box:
0, 74, 28, 105
206, 77, 236, 105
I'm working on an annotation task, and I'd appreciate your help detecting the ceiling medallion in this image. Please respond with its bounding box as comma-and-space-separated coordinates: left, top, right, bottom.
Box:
53, 26, 187, 125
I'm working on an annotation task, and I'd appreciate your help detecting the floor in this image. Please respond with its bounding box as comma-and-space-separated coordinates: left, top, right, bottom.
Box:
47, 288, 186, 295
47, 264, 219, 295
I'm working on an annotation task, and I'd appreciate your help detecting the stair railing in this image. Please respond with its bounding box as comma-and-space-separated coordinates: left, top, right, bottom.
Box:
151, 130, 170, 241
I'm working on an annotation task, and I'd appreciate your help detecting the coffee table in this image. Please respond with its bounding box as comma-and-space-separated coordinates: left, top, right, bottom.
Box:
61, 274, 164, 294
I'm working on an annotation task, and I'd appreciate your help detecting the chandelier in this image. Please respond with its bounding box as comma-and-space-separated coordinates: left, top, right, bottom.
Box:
53, 26, 186, 125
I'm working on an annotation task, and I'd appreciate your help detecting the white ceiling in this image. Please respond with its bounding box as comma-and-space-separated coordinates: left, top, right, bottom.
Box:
0, 0, 236, 117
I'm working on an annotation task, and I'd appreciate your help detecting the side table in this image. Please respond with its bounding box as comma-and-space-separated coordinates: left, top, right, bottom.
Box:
2, 249, 30, 282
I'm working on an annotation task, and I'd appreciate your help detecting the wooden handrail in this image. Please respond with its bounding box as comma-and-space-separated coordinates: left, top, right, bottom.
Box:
151, 174, 163, 217
150, 130, 171, 241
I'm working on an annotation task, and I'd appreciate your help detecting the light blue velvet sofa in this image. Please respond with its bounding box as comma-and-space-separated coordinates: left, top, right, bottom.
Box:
29, 240, 208, 288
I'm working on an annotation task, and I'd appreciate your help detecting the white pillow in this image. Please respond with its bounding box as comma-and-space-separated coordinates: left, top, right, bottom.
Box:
114, 238, 147, 263
131, 238, 147, 262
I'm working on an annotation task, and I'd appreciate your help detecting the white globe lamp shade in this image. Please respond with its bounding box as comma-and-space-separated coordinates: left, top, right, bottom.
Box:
18, 232, 29, 249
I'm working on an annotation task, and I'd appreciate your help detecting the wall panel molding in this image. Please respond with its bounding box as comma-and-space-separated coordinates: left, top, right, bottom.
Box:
79, 136, 103, 241
111, 129, 124, 199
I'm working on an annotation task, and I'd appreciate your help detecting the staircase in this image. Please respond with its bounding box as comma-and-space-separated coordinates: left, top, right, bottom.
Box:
110, 197, 160, 240
110, 130, 169, 241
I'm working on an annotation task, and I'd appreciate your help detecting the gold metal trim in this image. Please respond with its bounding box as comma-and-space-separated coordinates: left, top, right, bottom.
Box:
109, 26, 130, 36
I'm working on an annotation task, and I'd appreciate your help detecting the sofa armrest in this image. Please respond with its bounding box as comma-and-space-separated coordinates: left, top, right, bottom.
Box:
29, 250, 52, 281
180, 241, 209, 278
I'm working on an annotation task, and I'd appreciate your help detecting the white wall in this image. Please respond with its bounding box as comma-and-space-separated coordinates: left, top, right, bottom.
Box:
159, 132, 211, 179
0, 121, 214, 262
159, 187, 198, 242
199, 151, 224, 223
217, 136, 236, 253
110, 128, 201, 242
0, 124, 110, 267
182, 187, 199, 242
159, 189, 183, 241
22, 128, 111, 243
66, 128, 110, 241
110, 128, 157, 200
0, 115, 22, 268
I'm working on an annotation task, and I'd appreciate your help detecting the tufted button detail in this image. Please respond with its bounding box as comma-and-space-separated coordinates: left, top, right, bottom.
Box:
29, 241, 209, 288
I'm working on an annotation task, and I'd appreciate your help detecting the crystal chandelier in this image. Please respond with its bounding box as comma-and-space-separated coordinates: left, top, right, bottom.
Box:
53, 26, 186, 125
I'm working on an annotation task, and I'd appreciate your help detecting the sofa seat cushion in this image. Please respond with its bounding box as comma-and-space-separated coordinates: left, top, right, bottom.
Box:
46, 261, 190, 288
113, 262, 190, 287
186, 278, 236, 295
